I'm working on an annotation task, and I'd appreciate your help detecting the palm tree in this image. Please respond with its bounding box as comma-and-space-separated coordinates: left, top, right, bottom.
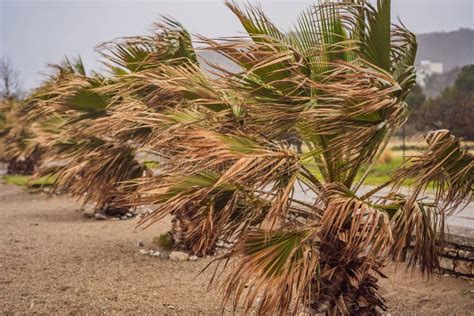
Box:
0, 96, 43, 175
27, 18, 201, 216
23, 57, 140, 214
130, 0, 473, 314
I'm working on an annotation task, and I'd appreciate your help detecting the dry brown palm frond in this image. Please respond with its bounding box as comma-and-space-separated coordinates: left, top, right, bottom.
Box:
378, 193, 444, 275
135, 128, 300, 207
51, 140, 142, 209
131, 128, 302, 254
98, 16, 197, 74
320, 183, 392, 262
94, 62, 227, 113
218, 228, 319, 316
359, 130, 474, 274
391, 130, 473, 214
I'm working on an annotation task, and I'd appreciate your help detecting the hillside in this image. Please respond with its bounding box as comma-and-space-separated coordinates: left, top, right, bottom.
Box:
416, 28, 474, 71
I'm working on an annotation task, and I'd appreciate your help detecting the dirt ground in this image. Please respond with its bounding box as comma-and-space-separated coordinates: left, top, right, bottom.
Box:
0, 182, 473, 315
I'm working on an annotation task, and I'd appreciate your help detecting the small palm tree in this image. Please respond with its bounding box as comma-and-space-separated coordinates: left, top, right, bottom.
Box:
24, 57, 140, 213
0, 97, 43, 175
130, 0, 473, 314
27, 18, 200, 215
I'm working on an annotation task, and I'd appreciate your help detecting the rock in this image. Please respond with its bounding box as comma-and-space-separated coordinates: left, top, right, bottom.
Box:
139, 249, 149, 255
444, 247, 458, 257
150, 251, 161, 257
83, 212, 94, 219
439, 257, 454, 270
104, 206, 128, 217
120, 215, 128, 220
94, 213, 108, 220
296, 216, 307, 224
454, 260, 472, 275
189, 255, 198, 261
135, 205, 155, 215
137, 241, 145, 248
169, 251, 189, 261
458, 250, 474, 260
126, 212, 134, 218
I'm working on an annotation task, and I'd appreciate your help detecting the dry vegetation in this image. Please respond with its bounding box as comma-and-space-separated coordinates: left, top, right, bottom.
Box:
0, 0, 473, 314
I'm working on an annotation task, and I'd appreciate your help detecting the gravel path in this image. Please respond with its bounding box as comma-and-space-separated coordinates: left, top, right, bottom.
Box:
0, 182, 473, 314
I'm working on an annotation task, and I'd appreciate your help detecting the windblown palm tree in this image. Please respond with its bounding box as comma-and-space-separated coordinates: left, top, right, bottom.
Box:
129, 0, 473, 314
27, 18, 201, 215
0, 96, 43, 175
23, 57, 141, 213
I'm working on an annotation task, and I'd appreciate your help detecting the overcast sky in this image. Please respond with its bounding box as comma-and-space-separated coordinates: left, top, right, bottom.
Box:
1, 0, 473, 90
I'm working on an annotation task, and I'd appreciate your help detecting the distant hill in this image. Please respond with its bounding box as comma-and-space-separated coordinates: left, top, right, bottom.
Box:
415, 28, 474, 72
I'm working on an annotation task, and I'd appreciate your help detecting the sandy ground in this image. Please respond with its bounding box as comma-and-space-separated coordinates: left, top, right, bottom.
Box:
0, 182, 473, 315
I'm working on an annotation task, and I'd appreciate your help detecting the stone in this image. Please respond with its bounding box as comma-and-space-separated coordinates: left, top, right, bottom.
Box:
296, 216, 307, 224
139, 249, 149, 255
169, 251, 189, 261
150, 251, 161, 257
444, 247, 458, 257
189, 255, 198, 261
439, 257, 454, 270
121, 215, 128, 220
458, 250, 474, 260
454, 260, 472, 275
126, 212, 134, 218
94, 213, 108, 220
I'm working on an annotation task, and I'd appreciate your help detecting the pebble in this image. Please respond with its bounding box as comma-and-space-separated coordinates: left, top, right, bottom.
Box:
189, 255, 198, 261
150, 251, 161, 257
139, 249, 149, 255
125, 212, 134, 218
169, 251, 190, 261
94, 213, 107, 220
120, 215, 128, 220
83, 212, 94, 219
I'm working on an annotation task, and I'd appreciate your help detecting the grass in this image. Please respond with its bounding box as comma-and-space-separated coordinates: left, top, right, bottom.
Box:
302, 148, 408, 186
3, 174, 57, 187
356, 157, 405, 186
153, 233, 174, 250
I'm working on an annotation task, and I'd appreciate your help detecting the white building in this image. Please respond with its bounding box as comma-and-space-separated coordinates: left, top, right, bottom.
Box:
416, 60, 444, 87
